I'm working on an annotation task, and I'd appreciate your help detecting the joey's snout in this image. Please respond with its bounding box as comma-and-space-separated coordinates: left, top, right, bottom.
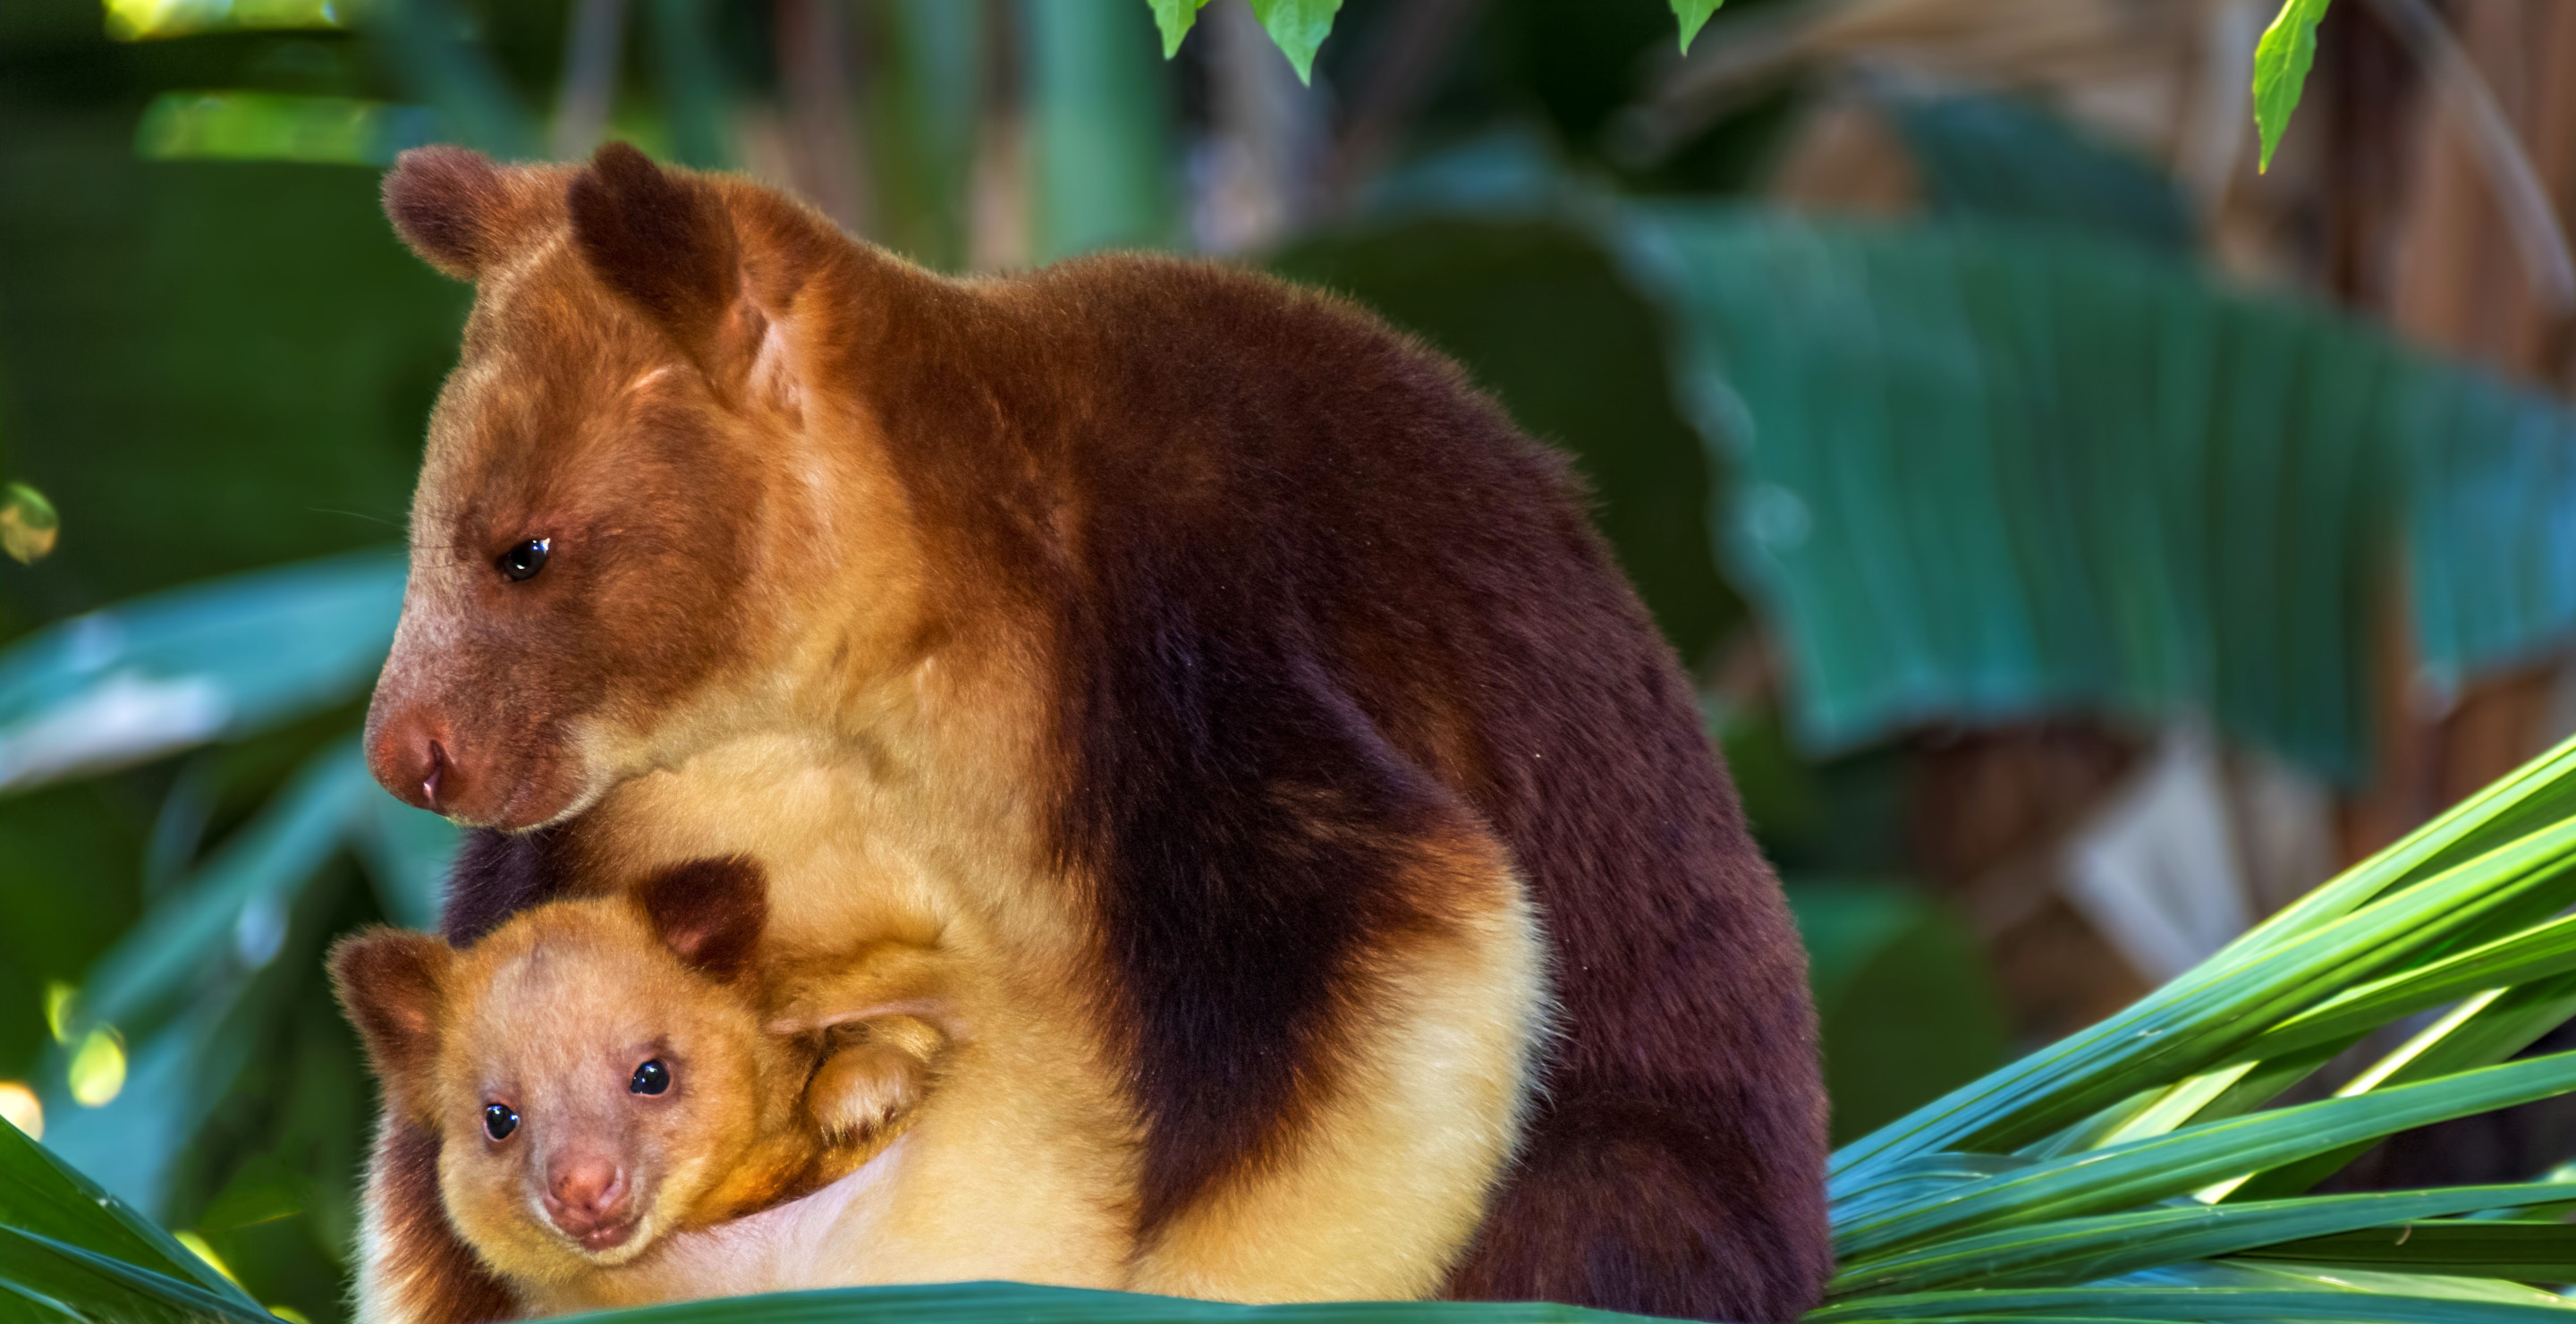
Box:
541, 1152, 637, 1251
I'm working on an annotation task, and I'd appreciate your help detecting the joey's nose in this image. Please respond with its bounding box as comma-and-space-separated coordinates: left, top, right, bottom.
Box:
368, 709, 458, 814
543, 1155, 631, 1240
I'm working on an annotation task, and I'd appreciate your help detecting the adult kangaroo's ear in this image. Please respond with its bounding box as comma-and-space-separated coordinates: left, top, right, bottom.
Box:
568, 142, 754, 380
383, 147, 525, 280
330, 929, 453, 1124
633, 855, 768, 982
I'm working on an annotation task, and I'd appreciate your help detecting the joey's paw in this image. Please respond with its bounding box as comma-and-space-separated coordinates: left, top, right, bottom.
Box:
807, 1014, 946, 1140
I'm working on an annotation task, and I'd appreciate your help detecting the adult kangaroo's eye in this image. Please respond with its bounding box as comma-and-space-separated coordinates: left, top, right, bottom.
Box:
483, 1102, 519, 1140
631, 1059, 671, 1095
497, 538, 550, 581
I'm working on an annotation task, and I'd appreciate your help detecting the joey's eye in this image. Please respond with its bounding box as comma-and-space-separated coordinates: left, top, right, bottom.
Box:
630, 1059, 671, 1096
496, 538, 550, 581
483, 1103, 519, 1140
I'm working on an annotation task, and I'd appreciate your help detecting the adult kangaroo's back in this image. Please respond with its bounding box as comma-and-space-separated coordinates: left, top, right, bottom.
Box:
1029, 261, 1833, 1320
366, 143, 1826, 1323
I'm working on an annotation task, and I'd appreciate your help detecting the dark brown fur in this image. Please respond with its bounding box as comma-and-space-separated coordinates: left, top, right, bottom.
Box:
633, 855, 767, 981
364, 1121, 519, 1324
381, 145, 1829, 1321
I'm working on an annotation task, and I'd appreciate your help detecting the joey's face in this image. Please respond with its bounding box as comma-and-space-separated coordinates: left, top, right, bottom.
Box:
366, 265, 775, 829
436, 925, 766, 1278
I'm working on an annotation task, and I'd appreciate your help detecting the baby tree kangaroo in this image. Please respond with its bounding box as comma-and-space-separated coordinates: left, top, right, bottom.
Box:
331, 857, 943, 1314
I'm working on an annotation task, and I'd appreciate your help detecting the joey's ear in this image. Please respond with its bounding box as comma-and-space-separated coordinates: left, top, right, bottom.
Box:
633, 856, 767, 982
567, 143, 753, 373
384, 147, 519, 280
329, 929, 453, 1121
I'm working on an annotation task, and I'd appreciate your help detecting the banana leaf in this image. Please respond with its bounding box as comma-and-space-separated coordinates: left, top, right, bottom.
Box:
1616, 208, 2576, 785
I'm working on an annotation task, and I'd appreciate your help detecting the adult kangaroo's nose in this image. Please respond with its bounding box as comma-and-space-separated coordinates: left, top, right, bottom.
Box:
367, 705, 458, 814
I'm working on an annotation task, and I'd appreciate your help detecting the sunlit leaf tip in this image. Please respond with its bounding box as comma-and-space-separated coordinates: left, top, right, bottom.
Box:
1249, 0, 1343, 85
1673, 0, 1724, 55
0, 1082, 41, 1141
1, 480, 58, 564
2253, 0, 2333, 173
173, 1232, 241, 1287
1148, 0, 1216, 59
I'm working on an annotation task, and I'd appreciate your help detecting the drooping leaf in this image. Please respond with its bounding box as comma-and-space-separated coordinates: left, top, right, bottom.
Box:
1148, 0, 1217, 58
0, 550, 403, 794
1249, 0, 1344, 84
1672, 0, 1724, 54
2254, 0, 2334, 173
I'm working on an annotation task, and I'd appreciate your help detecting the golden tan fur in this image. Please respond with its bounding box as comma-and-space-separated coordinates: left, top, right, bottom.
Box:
555, 745, 1542, 1304
333, 885, 948, 1316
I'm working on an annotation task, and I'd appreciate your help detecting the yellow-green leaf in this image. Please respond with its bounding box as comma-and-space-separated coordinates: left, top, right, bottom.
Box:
2254, 0, 2333, 173
1672, 0, 1724, 54
67, 1027, 125, 1108
1, 480, 57, 564
1249, 0, 1342, 85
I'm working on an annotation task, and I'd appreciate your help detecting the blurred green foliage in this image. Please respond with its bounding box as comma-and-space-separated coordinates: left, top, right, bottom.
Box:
0, 1, 2497, 1320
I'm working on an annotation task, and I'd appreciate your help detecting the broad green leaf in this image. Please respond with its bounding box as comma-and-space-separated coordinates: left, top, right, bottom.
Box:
1148, 0, 1216, 57
1618, 209, 2576, 789
1248, 0, 1343, 84
0, 549, 403, 794
1882, 91, 2194, 251
0, 1124, 265, 1322
1672, 1, 1723, 54
1832, 1185, 2574, 1297
2236, 1222, 2576, 1283
2254, 0, 2333, 173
